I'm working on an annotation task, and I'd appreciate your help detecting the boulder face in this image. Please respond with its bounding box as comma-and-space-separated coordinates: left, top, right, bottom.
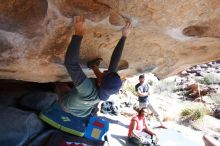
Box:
0, 0, 220, 82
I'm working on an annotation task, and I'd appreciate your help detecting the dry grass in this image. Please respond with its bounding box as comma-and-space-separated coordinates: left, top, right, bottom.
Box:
181, 104, 210, 121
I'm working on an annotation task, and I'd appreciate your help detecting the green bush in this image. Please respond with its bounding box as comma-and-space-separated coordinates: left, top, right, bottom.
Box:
154, 79, 179, 95
181, 105, 209, 121
198, 73, 220, 85
123, 81, 136, 95
181, 108, 193, 117
192, 109, 203, 120
209, 93, 220, 107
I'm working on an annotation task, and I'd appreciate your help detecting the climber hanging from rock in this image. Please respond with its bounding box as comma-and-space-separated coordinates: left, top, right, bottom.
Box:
39, 15, 132, 135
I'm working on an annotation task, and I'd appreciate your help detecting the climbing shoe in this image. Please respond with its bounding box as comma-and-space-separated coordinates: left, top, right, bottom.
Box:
156, 124, 167, 129
87, 58, 103, 69
117, 60, 129, 70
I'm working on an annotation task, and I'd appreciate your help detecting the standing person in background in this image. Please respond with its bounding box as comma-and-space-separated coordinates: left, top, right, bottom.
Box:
135, 74, 166, 129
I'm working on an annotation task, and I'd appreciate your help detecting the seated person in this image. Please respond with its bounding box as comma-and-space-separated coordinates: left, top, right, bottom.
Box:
128, 107, 158, 145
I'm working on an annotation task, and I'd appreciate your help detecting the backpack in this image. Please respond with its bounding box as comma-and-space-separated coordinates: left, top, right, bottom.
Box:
100, 101, 119, 115
84, 116, 109, 141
